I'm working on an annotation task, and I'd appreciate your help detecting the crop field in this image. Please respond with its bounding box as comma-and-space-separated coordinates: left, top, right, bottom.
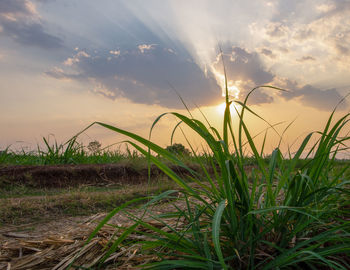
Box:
1, 86, 350, 269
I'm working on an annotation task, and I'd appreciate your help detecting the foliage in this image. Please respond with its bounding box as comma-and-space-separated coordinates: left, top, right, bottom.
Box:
87, 140, 102, 154
76, 77, 350, 269
165, 143, 191, 156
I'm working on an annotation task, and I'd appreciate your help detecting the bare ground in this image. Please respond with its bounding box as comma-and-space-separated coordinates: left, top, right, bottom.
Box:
0, 198, 186, 269
0, 163, 190, 269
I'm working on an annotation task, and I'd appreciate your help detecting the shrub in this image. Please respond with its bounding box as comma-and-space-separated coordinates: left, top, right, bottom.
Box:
165, 143, 191, 156
87, 140, 102, 154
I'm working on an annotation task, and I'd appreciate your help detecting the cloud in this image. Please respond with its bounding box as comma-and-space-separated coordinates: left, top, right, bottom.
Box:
214, 46, 275, 85
109, 50, 120, 56
37, 0, 348, 111
63, 51, 90, 66
306, 1, 350, 58
270, 0, 350, 60
1, 20, 63, 49
138, 44, 155, 53
260, 48, 276, 58
296, 55, 316, 62
212, 46, 275, 105
265, 22, 289, 39
210, 46, 347, 110
294, 29, 315, 41
277, 78, 348, 111
46, 45, 222, 108
0, 0, 63, 49
319, 0, 350, 17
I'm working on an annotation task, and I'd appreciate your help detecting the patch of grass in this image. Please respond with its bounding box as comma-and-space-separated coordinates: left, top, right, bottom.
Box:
0, 178, 176, 226
81, 81, 350, 269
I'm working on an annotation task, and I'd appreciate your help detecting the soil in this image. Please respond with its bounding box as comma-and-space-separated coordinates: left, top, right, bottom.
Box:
0, 163, 202, 188
0, 163, 201, 268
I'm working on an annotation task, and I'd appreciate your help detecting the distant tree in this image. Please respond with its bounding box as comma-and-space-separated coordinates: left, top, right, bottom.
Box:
87, 140, 102, 154
165, 143, 191, 156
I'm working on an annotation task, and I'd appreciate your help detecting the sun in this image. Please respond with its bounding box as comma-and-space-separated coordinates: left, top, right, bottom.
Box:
216, 85, 241, 115
216, 100, 242, 116
216, 102, 239, 115
216, 102, 227, 115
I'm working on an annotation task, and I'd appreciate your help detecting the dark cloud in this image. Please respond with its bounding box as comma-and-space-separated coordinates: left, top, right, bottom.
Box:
260, 48, 276, 58
278, 79, 348, 111
46, 45, 222, 108
278, 47, 289, 53
213, 46, 275, 105
215, 47, 275, 85
1, 20, 63, 49
0, 0, 30, 14
0, 0, 63, 49
296, 55, 316, 62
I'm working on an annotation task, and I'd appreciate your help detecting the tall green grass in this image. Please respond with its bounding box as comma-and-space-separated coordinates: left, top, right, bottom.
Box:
0, 137, 132, 165
75, 82, 350, 268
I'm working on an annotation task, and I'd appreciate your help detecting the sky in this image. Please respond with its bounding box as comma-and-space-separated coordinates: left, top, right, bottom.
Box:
1, 0, 350, 155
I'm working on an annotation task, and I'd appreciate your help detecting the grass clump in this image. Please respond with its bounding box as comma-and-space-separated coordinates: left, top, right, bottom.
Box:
79, 82, 350, 269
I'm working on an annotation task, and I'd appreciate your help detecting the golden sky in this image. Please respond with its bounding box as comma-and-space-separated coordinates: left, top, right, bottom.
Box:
0, 0, 349, 155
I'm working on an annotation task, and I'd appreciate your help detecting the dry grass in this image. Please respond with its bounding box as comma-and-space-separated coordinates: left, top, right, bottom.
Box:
0, 199, 188, 270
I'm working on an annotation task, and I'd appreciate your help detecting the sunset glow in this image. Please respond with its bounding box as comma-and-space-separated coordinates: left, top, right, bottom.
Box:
0, 0, 349, 152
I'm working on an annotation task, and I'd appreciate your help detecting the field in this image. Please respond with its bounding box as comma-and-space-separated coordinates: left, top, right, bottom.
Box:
1, 86, 350, 269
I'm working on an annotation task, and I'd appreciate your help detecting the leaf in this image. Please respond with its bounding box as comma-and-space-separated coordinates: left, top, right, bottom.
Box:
212, 199, 228, 270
